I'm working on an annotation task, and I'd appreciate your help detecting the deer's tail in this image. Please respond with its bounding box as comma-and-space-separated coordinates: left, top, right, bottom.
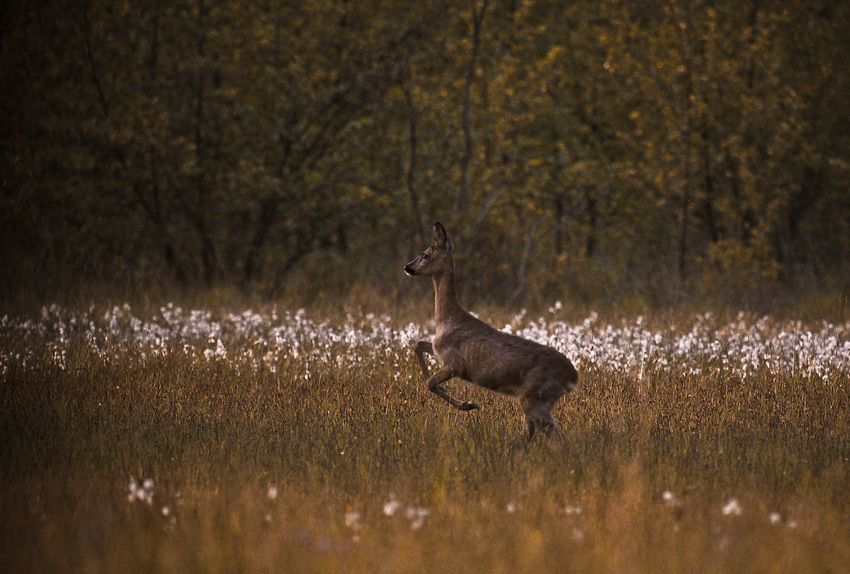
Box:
563, 362, 579, 393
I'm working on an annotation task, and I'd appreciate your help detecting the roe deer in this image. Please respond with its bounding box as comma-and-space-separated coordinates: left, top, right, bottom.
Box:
404, 222, 579, 440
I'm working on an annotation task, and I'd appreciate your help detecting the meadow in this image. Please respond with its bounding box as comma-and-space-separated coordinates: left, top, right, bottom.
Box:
1, 302, 849, 573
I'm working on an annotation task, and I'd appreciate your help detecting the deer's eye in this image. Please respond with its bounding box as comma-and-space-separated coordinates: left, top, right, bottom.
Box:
422, 253, 429, 259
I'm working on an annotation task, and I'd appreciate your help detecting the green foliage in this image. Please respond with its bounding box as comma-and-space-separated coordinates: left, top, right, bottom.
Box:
1, 0, 849, 308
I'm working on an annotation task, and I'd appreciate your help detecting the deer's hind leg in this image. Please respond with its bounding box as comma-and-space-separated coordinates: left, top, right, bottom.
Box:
520, 383, 564, 441
522, 406, 559, 441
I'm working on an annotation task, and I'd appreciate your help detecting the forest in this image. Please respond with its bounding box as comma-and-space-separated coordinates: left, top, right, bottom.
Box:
2, 0, 849, 311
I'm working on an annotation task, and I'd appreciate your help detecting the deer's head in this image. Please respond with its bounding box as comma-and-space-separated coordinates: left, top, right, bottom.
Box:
404, 222, 454, 277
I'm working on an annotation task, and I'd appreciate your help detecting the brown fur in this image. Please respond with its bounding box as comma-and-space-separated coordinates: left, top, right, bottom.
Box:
405, 222, 579, 440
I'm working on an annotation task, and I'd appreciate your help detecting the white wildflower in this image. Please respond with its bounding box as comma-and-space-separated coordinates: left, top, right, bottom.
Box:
128, 477, 154, 505
662, 491, 682, 507
722, 499, 742, 516
128, 479, 139, 502
383, 496, 401, 516
345, 511, 362, 531
406, 507, 428, 530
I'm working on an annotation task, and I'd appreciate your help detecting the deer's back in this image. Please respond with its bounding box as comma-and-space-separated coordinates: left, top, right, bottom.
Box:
434, 313, 577, 396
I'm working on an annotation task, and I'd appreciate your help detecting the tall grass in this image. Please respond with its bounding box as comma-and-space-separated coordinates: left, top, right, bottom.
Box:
1, 304, 849, 573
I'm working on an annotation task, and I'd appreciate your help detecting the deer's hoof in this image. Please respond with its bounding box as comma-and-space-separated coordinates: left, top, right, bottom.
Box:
459, 401, 479, 411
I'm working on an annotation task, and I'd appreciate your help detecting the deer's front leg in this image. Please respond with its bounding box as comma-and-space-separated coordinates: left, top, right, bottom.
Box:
413, 340, 433, 380
424, 364, 479, 411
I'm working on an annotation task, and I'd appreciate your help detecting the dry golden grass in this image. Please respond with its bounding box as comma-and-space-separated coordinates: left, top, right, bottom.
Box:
1, 303, 849, 573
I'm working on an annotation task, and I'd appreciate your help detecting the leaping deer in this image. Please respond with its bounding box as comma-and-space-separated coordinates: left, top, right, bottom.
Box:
405, 222, 579, 440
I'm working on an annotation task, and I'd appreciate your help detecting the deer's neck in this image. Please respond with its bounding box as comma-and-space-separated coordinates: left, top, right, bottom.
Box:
433, 269, 464, 325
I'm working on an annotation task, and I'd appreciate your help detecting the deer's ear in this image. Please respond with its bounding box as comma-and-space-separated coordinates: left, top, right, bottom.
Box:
433, 222, 449, 249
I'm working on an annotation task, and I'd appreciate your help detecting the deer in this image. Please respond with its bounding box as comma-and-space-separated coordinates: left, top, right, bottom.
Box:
404, 221, 579, 441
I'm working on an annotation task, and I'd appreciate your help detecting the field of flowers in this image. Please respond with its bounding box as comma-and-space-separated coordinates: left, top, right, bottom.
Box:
1, 302, 849, 573
5, 303, 849, 381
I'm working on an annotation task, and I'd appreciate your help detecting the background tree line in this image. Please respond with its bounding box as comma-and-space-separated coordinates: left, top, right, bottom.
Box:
2, 0, 849, 310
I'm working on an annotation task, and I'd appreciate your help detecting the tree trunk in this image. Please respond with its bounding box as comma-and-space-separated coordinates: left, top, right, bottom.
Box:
458, 0, 488, 214
403, 58, 426, 251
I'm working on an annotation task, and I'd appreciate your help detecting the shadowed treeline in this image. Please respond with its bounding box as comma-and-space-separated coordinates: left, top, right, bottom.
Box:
2, 0, 849, 310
